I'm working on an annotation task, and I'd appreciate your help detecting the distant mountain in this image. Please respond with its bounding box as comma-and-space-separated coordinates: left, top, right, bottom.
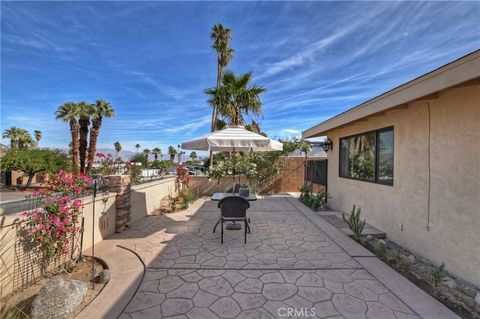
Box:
95, 148, 139, 161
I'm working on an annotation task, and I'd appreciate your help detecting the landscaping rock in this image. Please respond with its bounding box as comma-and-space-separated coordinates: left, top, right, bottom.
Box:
366, 235, 373, 241
31, 276, 87, 319
408, 254, 416, 264
378, 239, 387, 247
96, 269, 111, 283
444, 278, 456, 289
475, 292, 480, 306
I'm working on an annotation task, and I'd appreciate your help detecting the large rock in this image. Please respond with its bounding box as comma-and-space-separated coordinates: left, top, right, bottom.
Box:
31, 276, 87, 319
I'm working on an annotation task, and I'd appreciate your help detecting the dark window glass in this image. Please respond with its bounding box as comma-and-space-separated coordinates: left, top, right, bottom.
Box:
377, 129, 394, 185
339, 127, 394, 185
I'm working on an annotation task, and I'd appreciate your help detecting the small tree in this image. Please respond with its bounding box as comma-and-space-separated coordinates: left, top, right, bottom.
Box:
168, 146, 177, 163
143, 149, 151, 168
190, 151, 197, 162
114, 141, 122, 159
135, 143, 141, 154
0, 149, 70, 187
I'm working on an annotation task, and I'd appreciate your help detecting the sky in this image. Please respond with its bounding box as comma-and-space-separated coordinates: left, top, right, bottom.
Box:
1, 1, 479, 154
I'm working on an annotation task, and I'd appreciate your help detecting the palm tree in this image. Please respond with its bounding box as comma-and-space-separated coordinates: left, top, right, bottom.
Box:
135, 144, 141, 154
168, 146, 177, 164
34, 130, 42, 146
143, 148, 151, 168
78, 101, 93, 173
152, 147, 162, 161
2, 127, 33, 149
86, 99, 115, 173
114, 141, 122, 159
210, 24, 234, 132
55, 102, 81, 174
190, 151, 197, 162
205, 71, 266, 126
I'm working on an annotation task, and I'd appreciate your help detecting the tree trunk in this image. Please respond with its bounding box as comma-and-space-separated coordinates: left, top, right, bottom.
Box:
70, 119, 80, 175
79, 117, 90, 173
170, 154, 175, 163
25, 173, 35, 188
87, 117, 102, 173
209, 61, 223, 168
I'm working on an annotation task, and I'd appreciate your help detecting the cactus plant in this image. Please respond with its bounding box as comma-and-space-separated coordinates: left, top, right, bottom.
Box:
343, 205, 366, 238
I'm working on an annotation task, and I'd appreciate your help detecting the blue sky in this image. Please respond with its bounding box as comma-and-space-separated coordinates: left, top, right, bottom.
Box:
2, 1, 479, 153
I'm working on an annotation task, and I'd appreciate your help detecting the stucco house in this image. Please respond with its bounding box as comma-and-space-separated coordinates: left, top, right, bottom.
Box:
303, 50, 480, 286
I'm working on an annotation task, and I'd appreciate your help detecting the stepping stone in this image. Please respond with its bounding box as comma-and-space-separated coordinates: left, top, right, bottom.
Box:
298, 287, 332, 303
161, 298, 193, 317
262, 283, 298, 301
234, 278, 263, 293
232, 293, 266, 310
192, 289, 218, 307
210, 297, 241, 318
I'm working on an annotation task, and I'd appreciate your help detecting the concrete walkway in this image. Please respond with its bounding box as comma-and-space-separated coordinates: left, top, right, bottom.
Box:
104, 196, 457, 319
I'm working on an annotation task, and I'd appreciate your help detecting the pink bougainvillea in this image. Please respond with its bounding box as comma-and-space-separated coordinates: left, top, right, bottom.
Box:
21, 170, 92, 259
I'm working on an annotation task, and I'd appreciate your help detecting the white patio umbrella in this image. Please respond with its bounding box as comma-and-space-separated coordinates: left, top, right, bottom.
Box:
181, 125, 283, 195
181, 125, 283, 152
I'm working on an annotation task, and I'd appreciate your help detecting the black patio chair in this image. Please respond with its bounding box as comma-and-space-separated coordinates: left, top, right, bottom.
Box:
215, 196, 251, 244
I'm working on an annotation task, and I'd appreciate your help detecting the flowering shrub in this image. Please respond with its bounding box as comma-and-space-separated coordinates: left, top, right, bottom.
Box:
21, 170, 92, 260
125, 162, 142, 184
95, 152, 118, 176
176, 165, 190, 186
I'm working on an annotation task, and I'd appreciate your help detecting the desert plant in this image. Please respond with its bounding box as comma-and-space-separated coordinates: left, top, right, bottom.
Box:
431, 262, 445, 293
168, 195, 179, 213
343, 205, 366, 238
182, 190, 195, 209
376, 242, 387, 258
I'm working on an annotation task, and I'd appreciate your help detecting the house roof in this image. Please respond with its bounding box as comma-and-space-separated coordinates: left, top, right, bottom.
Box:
303, 50, 480, 138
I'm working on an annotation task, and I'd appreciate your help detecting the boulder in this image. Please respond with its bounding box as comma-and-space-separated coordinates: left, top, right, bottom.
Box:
366, 235, 373, 241
408, 254, 417, 264
96, 269, 111, 283
31, 276, 87, 319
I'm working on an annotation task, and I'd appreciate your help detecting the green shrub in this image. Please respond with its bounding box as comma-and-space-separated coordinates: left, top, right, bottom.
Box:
431, 263, 445, 293
342, 205, 366, 238
376, 242, 387, 258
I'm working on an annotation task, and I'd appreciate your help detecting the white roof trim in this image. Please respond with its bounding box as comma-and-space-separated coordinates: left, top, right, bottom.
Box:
303, 50, 480, 138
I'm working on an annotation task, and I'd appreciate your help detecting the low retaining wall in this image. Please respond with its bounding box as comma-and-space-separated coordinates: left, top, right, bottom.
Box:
130, 177, 176, 222
0, 192, 117, 298
0, 177, 177, 298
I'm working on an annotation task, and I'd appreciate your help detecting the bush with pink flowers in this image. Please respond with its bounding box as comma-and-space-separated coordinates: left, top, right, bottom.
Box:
21, 170, 93, 261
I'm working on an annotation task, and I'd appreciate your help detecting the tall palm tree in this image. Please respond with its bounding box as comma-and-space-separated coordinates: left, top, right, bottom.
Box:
87, 99, 115, 173
152, 147, 161, 161
2, 127, 33, 149
34, 130, 42, 145
78, 101, 93, 173
168, 146, 177, 164
55, 102, 81, 174
210, 24, 234, 132
205, 71, 266, 126
143, 148, 151, 168
114, 141, 122, 159
135, 144, 141, 154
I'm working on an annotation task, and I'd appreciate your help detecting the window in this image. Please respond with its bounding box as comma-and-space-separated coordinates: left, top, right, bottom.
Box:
339, 127, 394, 185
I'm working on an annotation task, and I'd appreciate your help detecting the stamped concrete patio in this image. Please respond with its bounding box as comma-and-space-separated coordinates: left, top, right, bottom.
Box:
99, 196, 458, 319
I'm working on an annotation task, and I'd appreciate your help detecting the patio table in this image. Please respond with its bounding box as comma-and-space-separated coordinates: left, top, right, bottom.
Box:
211, 193, 257, 231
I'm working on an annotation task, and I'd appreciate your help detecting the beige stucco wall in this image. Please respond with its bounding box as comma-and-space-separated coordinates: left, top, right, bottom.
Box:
0, 193, 117, 297
325, 84, 480, 286
130, 177, 176, 222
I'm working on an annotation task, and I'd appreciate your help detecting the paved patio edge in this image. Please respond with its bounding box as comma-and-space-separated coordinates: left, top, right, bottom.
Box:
76, 245, 145, 319
286, 197, 375, 257
355, 257, 460, 319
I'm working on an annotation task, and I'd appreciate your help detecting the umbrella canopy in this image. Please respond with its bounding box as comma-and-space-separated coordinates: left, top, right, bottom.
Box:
181, 125, 283, 152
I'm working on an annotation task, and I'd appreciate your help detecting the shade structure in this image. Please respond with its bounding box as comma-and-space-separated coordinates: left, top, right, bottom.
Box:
181, 126, 283, 152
